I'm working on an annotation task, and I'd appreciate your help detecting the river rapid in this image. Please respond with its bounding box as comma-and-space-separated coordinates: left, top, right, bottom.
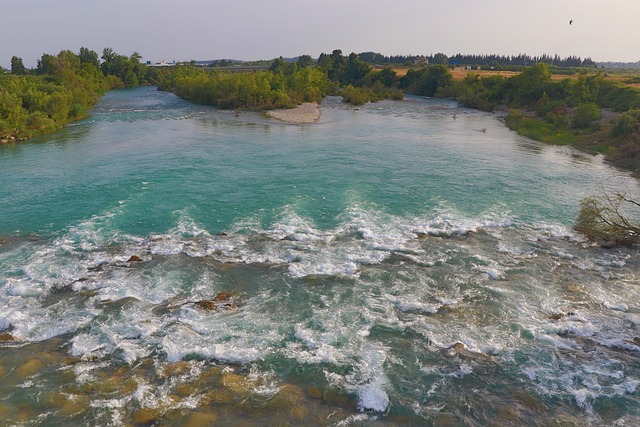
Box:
1, 86, 639, 426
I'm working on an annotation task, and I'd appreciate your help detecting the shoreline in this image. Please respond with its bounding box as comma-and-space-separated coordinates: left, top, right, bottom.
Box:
266, 102, 320, 124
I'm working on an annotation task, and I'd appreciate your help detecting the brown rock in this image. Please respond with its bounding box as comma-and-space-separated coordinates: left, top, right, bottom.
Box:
127, 255, 142, 262
626, 337, 640, 346
436, 413, 457, 427
17, 359, 44, 379
46, 392, 89, 416
221, 371, 248, 394
186, 412, 218, 427
203, 390, 234, 405
497, 405, 522, 421
0, 332, 16, 342
194, 300, 217, 311
174, 384, 196, 397
449, 342, 466, 352
306, 386, 323, 399
214, 292, 232, 302
160, 360, 195, 377
290, 405, 308, 421
512, 390, 546, 413
132, 408, 161, 425
194, 293, 237, 311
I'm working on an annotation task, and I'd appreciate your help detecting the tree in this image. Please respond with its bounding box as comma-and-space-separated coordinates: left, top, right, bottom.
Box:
377, 67, 398, 87
269, 57, 296, 76
574, 191, 640, 247
296, 55, 314, 68
431, 53, 449, 65
79, 47, 100, 69
502, 62, 552, 106
36, 54, 56, 75
400, 65, 452, 97
327, 49, 347, 82
342, 53, 371, 86
11, 56, 26, 75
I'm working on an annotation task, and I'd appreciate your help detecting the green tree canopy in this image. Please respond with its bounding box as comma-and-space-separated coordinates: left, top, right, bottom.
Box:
400, 65, 453, 97
296, 55, 314, 68
10, 56, 26, 75
431, 53, 449, 65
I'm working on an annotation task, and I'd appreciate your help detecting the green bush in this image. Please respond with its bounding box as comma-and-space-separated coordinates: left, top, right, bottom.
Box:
341, 85, 371, 106
506, 109, 580, 144
571, 102, 601, 129
610, 109, 640, 137
25, 111, 56, 132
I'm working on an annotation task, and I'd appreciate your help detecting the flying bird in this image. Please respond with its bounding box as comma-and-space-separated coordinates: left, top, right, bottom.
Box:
569, 19, 573, 25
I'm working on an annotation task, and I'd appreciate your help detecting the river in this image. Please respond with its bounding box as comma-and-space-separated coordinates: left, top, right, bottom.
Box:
0, 86, 639, 426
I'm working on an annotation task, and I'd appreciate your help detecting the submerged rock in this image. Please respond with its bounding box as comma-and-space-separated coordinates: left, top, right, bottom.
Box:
186, 412, 219, 426
45, 392, 89, 417
549, 311, 577, 321
625, 337, 640, 346
193, 292, 238, 311
0, 332, 16, 342
132, 407, 163, 425
194, 300, 217, 311
16, 359, 44, 379
446, 342, 493, 361
221, 371, 251, 395
214, 292, 232, 302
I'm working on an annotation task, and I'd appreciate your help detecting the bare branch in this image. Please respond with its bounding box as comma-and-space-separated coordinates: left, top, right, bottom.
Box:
574, 190, 640, 247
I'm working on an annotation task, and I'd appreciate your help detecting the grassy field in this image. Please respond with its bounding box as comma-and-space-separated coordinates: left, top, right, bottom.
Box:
387, 67, 640, 88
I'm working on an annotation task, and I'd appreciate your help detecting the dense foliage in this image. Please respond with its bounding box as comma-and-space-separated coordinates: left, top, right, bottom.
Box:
160, 50, 405, 109
158, 60, 329, 110
1, 48, 156, 141
354, 51, 596, 69
448, 63, 640, 171
399, 65, 453, 97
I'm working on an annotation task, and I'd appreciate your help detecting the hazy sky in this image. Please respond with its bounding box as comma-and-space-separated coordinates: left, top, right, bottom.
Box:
1, 0, 638, 68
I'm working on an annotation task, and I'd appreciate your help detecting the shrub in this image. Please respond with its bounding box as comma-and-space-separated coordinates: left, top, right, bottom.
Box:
341, 85, 371, 106
571, 102, 601, 129
610, 109, 640, 137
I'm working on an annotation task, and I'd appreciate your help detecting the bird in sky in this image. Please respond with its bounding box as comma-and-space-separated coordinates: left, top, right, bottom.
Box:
569, 19, 573, 25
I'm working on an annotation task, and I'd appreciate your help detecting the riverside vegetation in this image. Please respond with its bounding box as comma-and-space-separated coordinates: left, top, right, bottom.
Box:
3, 48, 639, 245
440, 63, 640, 246
157, 50, 403, 109
0, 48, 159, 142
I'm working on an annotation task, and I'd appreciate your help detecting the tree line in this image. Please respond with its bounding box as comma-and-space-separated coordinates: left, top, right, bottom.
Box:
158, 50, 404, 109
1, 48, 158, 141
157, 59, 329, 110
353, 51, 596, 68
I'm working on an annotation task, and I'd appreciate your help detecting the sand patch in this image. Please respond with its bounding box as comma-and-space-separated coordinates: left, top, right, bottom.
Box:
266, 102, 320, 124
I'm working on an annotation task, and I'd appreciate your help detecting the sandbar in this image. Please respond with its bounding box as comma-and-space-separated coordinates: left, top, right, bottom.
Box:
266, 102, 320, 124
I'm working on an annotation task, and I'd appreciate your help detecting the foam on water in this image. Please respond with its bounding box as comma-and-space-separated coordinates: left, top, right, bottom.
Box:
2, 189, 640, 423
6, 86, 640, 425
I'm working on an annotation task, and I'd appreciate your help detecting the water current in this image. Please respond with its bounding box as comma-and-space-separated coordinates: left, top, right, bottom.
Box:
0, 86, 639, 426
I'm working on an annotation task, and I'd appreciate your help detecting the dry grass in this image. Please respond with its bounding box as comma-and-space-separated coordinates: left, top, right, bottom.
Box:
386, 67, 640, 88
388, 67, 518, 80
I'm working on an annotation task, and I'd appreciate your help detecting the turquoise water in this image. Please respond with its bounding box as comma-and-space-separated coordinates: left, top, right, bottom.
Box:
1, 86, 639, 425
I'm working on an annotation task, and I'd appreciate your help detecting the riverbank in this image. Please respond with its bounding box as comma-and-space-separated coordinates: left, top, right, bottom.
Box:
504, 108, 640, 177
266, 102, 320, 124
